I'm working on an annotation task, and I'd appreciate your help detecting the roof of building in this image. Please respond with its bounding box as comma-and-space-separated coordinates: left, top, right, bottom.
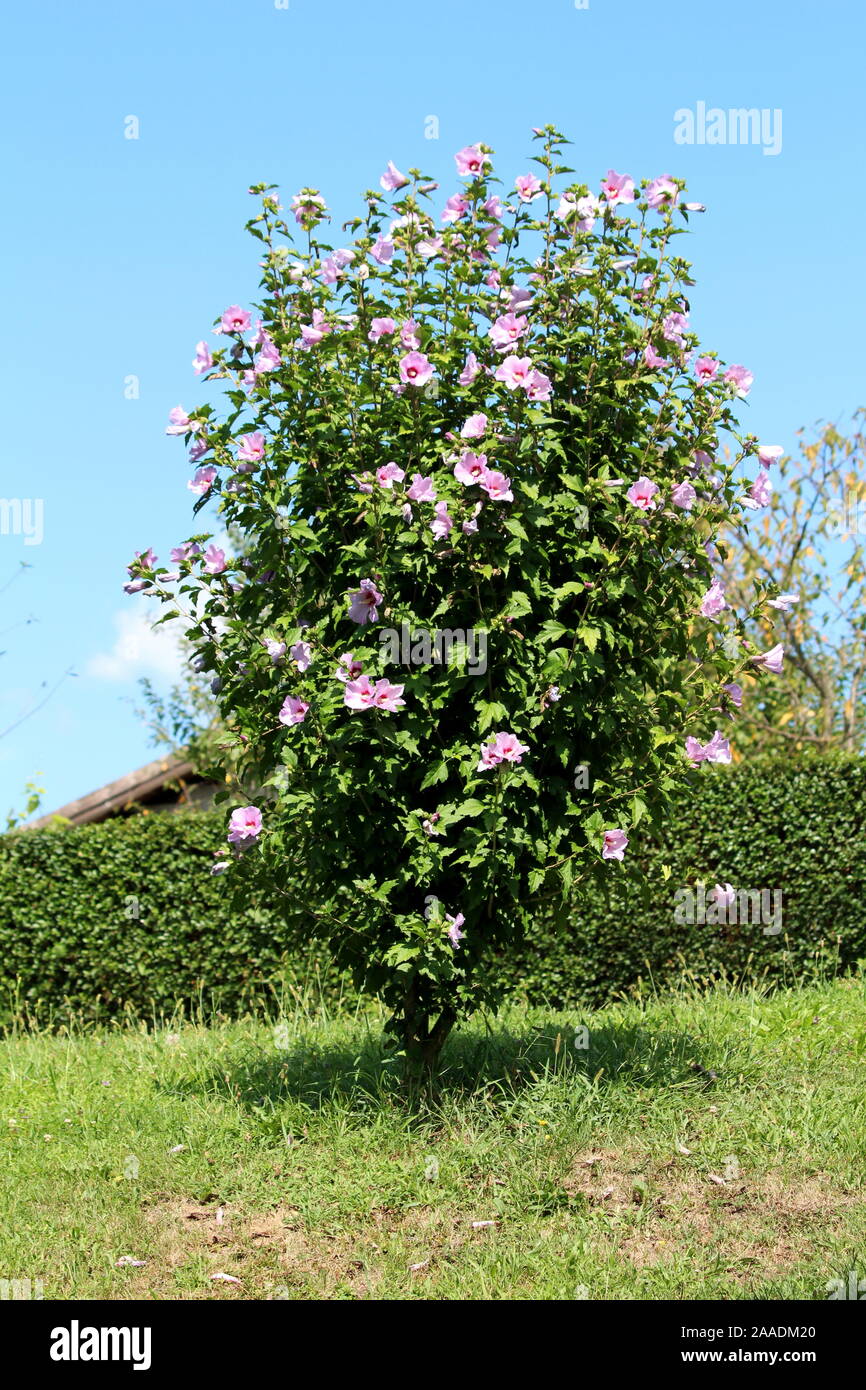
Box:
28, 754, 200, 829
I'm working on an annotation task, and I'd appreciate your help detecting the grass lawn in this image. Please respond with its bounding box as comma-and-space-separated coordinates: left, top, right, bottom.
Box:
1, 976, 864, 1301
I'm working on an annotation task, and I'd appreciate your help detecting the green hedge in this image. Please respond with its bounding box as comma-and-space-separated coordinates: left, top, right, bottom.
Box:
510, 754, 866, 1005
1, 757, 864, 1024
0, 811, 341, 1026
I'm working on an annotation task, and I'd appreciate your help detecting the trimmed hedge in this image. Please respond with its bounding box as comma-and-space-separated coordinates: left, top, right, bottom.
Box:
1, 756, 864, 1024
0, 812, 340, 1026
510, 755, 866, 1005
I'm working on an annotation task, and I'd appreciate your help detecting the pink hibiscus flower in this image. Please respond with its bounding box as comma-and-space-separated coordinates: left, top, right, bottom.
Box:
219, 305, 251, 335
494, 355, 533, 390
454, 145, 488, 177
192, 341, 213, 375
347, 579, 383, 625
227, 806, 262, 844
380, 161, 409, 192
694, 356, 719, 384
626, 477, 660, 511
515, 174, 543, 202
477, 730, 528, 770
724, 364, 753, 397
166, 406, 192, 436
602, 829, 628, 860
406, 474, 437, 503
278, 695, 310, 726
399, 352, 435, 387
600, 170, 635, 206
489, 312, 527, 352
700, 581, 726, 617
458, 352, 481, 386
368, 316, 396, 343
671, 481, 697, 510
751, 643, 784, 673
446, 912, 465, 948
479, 469, 513, 502
461, 413, 488, 439
645, 175, 678, 210
431, 501, 454, 539
376, 462, 406, 489
237, 432, 265, 462
290, 641, 312, 672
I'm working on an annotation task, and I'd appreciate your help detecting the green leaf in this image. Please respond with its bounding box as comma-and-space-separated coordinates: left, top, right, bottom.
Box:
451, 799, 486, 821
420, 760, 449, 790
538, 619, 569, 644
504, 517, 529, 542
503, 591, 533, 619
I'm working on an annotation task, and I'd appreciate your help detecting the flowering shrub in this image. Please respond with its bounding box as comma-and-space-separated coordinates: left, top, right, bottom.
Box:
130, 127, 786, 1071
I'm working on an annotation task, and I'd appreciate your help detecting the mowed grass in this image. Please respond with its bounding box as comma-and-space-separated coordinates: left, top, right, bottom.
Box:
1, 977, 865, 1301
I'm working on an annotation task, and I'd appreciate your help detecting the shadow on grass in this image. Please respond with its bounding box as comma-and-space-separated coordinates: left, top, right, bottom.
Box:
155, 1014, 733, 1119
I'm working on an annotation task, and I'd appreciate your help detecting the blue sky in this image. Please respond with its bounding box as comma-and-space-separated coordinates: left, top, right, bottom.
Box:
2, 0, 864, 816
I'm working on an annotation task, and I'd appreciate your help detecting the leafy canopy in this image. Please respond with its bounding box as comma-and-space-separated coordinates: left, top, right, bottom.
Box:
132, 129, 782, 1062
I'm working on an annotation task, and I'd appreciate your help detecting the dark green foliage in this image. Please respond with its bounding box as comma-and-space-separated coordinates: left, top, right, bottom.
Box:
511, 755, 864, 1005
1, 756, 861, 1025
0, 812, 341, 1027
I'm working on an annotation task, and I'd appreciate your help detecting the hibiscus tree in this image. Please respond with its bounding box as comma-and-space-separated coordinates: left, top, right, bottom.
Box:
130, 127, 786, 1075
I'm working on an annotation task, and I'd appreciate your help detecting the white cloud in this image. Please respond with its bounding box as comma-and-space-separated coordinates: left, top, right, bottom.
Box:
86, 605, 186, 684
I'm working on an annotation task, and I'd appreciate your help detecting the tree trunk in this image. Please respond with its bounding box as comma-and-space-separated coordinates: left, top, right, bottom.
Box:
398, 977, 456, 1083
